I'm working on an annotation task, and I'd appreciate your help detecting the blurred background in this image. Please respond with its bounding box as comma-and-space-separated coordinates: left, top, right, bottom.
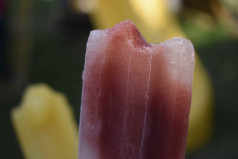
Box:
0, 0, 238, 158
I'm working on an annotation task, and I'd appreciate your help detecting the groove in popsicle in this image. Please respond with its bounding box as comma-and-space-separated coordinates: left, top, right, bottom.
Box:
123, 49, 134, 157
140, 52, 153, 159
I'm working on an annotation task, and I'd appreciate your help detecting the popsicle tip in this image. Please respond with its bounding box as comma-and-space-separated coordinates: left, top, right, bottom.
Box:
165, 37, 195, 61
112, 20, 135, 29
109, 20, 151, 48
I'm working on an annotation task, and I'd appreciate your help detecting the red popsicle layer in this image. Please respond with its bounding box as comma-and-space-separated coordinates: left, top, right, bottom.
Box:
79, 20, 195, 159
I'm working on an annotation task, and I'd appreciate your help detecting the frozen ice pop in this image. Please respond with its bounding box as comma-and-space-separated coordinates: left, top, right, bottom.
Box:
79, 20, 195, 159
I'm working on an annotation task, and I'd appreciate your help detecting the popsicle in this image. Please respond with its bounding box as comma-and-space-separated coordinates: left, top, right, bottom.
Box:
12, 84, 78, 159
79, 20, 195, 159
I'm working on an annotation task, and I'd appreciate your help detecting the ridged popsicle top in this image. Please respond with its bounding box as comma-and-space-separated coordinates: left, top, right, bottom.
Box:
85, 20, 195, 89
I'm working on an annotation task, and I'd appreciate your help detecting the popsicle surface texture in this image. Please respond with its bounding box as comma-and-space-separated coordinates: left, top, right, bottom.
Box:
79, 20, 195, 159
